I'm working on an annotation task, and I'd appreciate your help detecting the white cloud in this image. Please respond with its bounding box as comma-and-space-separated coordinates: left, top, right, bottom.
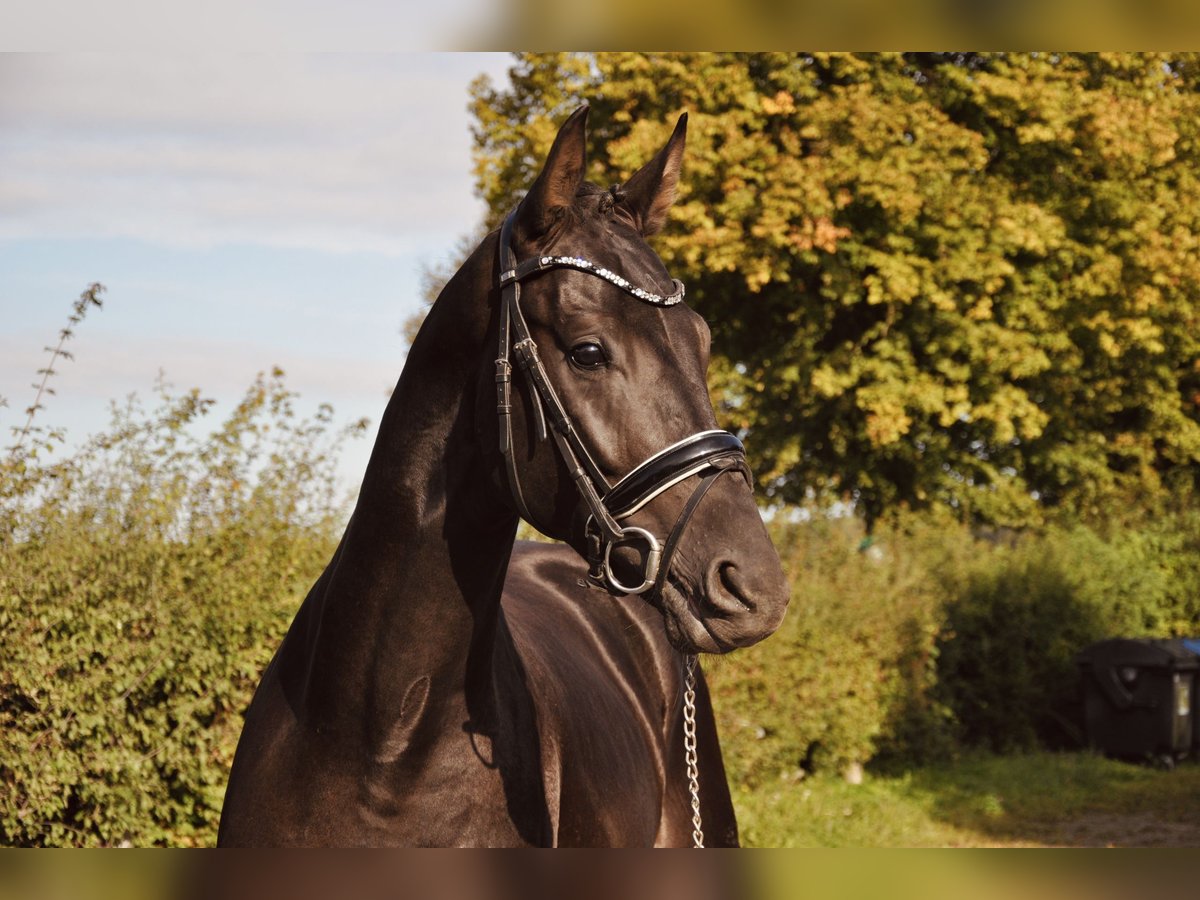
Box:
0, 51, 516, 490
0, 53, 513, 255
1, 2, 502, 52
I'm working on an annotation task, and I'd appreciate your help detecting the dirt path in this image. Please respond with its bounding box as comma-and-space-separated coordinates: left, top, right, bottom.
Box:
1045, 812, 1200, 848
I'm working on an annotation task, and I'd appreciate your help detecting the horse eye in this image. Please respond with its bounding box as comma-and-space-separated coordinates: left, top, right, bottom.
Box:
570, 342, 607, 369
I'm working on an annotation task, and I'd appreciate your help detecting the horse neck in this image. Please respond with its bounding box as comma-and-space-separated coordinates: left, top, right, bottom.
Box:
281, 238, 517, 732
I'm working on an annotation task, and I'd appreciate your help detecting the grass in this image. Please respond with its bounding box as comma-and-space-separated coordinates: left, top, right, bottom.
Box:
733, 751, 1200, 847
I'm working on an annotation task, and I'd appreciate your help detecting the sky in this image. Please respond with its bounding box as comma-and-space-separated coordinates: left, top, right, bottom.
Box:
0, 52, 515, 495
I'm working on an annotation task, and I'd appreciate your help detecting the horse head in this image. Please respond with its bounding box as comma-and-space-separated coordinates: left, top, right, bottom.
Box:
478, 106, 789, 654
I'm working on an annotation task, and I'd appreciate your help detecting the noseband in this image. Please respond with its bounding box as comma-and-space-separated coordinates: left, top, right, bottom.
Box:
494, 208, 751, 597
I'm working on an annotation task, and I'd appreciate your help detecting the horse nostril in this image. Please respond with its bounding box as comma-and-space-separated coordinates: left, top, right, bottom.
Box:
709, 561, 755, 615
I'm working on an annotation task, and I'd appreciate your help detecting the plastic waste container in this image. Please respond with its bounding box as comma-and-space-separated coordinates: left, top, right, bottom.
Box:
1185, 638, 1200, 751
1076, 638, 1197, 765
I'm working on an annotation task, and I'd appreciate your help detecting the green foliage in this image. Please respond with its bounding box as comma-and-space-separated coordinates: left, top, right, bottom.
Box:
707, 506, 1200, 789
1, 346, 363, 844
935, 512, 1200, 751
471, 53, 1200, 526
705, 510, 966, 782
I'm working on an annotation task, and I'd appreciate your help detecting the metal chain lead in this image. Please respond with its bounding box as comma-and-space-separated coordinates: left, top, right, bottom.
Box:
683, 654, 704, 848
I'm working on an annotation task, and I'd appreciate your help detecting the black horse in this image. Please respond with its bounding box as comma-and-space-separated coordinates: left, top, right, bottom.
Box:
218, 107, 789, 847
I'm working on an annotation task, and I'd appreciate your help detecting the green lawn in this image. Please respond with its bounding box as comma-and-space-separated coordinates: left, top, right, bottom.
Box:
733, 752, 1200, 847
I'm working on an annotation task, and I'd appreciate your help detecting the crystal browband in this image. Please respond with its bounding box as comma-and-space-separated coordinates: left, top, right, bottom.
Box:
499, 255, 685, 307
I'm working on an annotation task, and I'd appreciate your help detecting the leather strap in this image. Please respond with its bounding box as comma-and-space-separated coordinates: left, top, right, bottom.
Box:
604, 431, 745, 519
497, 210, 621, 544
651, 458, 750, 598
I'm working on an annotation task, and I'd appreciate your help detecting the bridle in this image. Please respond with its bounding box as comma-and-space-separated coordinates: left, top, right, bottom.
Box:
493, 204, 752, 848
493, 207, 752, 600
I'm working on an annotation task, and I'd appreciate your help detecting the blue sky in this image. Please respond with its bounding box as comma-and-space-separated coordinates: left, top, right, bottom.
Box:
1, 52, 513, 494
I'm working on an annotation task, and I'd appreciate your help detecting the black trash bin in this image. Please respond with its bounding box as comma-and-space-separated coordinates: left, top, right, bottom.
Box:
1186, 638, 1200, 751
1076, 638, 1197, 763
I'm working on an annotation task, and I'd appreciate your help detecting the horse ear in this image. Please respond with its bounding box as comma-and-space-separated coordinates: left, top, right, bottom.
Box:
618, 112, 687, 237
516, 105, 589, 242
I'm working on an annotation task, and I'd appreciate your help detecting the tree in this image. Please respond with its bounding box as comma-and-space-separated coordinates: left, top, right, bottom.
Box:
470, 53, 1200, 527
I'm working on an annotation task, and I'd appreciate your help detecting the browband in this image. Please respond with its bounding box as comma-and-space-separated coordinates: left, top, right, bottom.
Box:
499, 255, 685, 307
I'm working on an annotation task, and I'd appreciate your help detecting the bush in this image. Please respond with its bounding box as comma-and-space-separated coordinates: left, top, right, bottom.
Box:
705, 509, 967, 784
707, 504, 1200, 787
1, 365, 364, 846
935, 515, 1200, 751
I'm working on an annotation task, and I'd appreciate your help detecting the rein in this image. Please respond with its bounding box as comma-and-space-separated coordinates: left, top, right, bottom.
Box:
493, 207, 751, 848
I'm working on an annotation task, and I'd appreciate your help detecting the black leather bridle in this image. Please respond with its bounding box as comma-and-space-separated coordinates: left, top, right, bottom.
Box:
493, 208, 752, 597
